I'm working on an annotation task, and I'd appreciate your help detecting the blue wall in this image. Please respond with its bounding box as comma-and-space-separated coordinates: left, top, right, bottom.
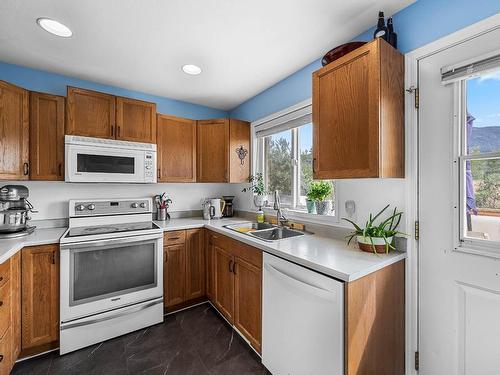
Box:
0, 61, 227, 119
229, 0, 500, 121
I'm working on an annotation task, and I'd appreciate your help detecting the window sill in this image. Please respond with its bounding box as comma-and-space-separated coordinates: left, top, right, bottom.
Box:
260, 207, 340, 226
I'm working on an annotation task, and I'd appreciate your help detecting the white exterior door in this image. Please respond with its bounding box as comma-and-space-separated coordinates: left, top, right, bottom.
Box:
419, 27, 500, 375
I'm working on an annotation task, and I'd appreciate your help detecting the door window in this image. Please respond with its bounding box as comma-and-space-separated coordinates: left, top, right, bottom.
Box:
459, 72, 500, 247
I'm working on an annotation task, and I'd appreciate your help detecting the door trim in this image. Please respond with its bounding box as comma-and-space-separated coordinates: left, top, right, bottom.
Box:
405, 12, 500, 375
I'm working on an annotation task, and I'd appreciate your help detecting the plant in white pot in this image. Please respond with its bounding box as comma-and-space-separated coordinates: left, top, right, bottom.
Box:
343, 205, 405, 254
307, 181, 333, 215
242, 173, 268, 209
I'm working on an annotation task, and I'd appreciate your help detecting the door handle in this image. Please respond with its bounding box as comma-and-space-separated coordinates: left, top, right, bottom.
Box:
313, 158, 317, 174
58, 163, 63, 177
164, 250, 168, 263
23, 162, 29, 176
158, 168, 161, 179
232, 261, 237, 275
229, 260, 233, 273
111, 126, 115, 137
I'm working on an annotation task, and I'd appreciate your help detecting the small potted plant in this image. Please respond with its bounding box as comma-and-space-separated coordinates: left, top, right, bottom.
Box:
307, 181, 333, 215
305, 189, 317, 214
343, 205, 405, 254
242, 173, 268, 209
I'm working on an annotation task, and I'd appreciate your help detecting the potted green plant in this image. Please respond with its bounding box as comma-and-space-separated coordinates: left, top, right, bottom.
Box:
242, 173, 268, 208
307, 181, 333, 215
342, 205, 405, 254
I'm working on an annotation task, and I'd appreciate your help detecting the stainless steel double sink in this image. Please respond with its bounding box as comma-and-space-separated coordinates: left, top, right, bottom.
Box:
223, 222, 305, 242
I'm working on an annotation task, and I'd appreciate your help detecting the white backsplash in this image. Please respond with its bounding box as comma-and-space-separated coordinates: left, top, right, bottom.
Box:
4, 181, 246, 220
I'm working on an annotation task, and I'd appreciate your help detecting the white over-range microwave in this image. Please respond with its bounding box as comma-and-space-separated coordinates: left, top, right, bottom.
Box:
65, 135, 157, 183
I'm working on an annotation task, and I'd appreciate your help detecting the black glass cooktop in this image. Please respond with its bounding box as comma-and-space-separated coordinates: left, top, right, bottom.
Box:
67, 222, 160, 237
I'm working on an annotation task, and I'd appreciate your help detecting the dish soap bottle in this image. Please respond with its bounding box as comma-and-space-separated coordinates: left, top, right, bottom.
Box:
257, 209, 265, 223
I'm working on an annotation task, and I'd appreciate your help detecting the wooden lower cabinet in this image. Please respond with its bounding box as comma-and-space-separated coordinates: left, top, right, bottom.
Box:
0, 252, 21, 375
164, 243, 186, 308
21, 245, 59, 357
208, 231, 262, 353
234, 257, 262, 353
185, 229, 205, 300
164, 229, 206, 310
214, 245, 234, 321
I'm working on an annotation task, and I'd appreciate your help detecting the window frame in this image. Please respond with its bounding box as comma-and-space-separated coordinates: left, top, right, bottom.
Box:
452, 80, 500, 258
251, 100, 339, 224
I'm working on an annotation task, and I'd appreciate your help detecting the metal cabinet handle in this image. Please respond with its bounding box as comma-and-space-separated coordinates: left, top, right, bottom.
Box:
158, 168, 162, 179
313, 158, 317, 173
111, 126, 115, 137
233, 262, 237, 275
229, 260, 233, 273
0, 276, 3, 282
0, 354, 3, 362
117, 126, 121, 137
58, 163, 63, 177
168, 237, 180, 241
164, 250, 168, 263
23, 162, 29, 175
0, 301, 3, 307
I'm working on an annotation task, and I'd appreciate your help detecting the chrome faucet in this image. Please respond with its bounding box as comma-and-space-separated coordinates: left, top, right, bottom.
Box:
273, 190, 288, 227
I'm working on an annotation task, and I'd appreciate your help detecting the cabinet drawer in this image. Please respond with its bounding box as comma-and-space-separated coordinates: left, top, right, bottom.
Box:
164, 230, 186, 245
0, 281, 11, 339
231, 240, 262, 269
0, 260, 10, 288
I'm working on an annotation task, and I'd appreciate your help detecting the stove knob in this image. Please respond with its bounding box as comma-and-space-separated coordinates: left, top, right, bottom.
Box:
76, 204, 86, 211
131, 202, 139, 208
87, 204, 96, 211
140, 202, 146, 208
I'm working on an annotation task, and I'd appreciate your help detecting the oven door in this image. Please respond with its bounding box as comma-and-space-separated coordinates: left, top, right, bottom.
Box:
65, 143, 153, 183
60, 233, 163, 322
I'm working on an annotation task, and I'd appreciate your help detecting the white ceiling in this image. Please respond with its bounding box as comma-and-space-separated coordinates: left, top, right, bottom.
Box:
0, 0, 414, 111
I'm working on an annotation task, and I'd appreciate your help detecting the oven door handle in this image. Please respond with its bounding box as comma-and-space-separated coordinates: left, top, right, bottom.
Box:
60, 233, 163, 250
60, 298, 163, 330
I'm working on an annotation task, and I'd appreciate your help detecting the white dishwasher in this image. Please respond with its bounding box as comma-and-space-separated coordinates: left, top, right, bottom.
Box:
262, 253, 344, 375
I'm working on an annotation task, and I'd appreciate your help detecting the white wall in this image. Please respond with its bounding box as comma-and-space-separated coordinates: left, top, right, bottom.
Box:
233, 178, 407, 231
4, 181, 246, 220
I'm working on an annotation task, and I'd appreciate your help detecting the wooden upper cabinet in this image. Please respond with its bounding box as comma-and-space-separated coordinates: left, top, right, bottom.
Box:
197, 119, 229, 182
229, 119, 251, 183
66, 87, 115, 139
157, 114, 196, 182
29, 92, 65, 180
312, 38, 404, 179
185, 229, 205, 301
21, 245, 59, 353
116, 97, 156, 143
0, 81, 29, 180
197, 118, 250, 183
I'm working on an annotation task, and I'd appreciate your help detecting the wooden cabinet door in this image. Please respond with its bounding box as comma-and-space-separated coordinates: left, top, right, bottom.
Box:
164, 244, 186, 307
0, 81, 29, 180
214, 245, 234, 322
66, 87, 115, 139
0, 326, 12, 375
229, 119, 250, 183
185, 229, 205, 301
205, 232, 216, 302
116, 97, 156, 143
10, 252, 21, 361
21, 245, 59, 352
29, 92, 65, 180
197, 119, 229, 182
313, 41, 380, 179
157, 114, 196, 182
234, 256, 262, 353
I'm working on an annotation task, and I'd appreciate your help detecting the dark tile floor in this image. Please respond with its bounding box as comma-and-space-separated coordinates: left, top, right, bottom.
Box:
13, 304, 271, 375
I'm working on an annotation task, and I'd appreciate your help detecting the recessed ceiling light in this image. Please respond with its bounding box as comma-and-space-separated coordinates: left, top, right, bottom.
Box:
36, 18, 72, 37
182, 64, 202, 75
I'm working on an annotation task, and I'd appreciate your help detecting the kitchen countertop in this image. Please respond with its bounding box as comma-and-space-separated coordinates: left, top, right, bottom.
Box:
155, 217, 406, 282
0, 227, 67, 264
0, 217, 406, 282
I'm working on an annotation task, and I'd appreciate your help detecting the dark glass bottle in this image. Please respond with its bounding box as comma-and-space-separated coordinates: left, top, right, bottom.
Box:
373, 11, 388, 41
387, 17, 397, 48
